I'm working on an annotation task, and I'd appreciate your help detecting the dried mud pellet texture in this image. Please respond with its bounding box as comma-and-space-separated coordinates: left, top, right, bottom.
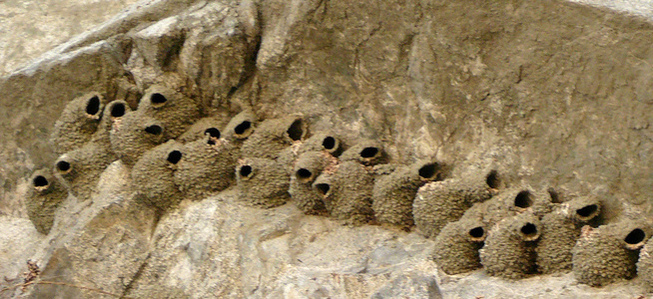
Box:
339, 139, 386, 166
132, 141, 184, 211
413, 170, 500, 238
51, 92, 104, 155
572, 221, 650, 286
236, 158, 290, 208
176, 116, 227, 144
480, 212, 541, 279
432, 218, 486, 275
481, 187, 554, 227
25, 169, 68, 234
315, 160, 375, 225
240, 116, 307, 160
110, 112, 166, 167
174, 136, 238, 200
536, 197, 601, 274
637, 237, 653, 292
137, 85, 201, 139
288, 151, 333, 215
54, 140, 115, 201
372, 160, 441, 229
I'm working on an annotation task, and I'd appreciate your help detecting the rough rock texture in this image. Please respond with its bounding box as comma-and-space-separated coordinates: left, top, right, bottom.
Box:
2, 0, 653, 297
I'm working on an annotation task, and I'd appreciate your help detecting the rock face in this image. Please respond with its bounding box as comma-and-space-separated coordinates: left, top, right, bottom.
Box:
2, 0, 653, 298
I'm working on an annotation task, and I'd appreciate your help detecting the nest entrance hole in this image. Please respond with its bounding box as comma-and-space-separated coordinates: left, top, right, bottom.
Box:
86, 96, 101, 115
322, 136, 336, 150
625, 229, 646, 247
150, 93, 168, 107
469, 227, 485, 241
296, 168, 313, 182
167, 150, 182, 164
486, 170, 500, 189
287, 119, 304, 141
315, 183, 330, 196
521, 223, 538, 240
239, 165, 253, 178
514, 191, 533, 209
145, 125, 163, 135
56, 161, 71, 173
234, 121, 251, 136
360, 147, 379, 158
576, 204, 599, 219
110, 103, 126, 118
418, 163, 438, 180
33, 176, 49, 188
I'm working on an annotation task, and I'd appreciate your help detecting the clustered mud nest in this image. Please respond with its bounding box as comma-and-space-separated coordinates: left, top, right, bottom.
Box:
24, 83, 653, 288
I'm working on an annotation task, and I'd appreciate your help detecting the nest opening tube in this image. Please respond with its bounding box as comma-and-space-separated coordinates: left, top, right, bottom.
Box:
360, 147, 379, 159
234, 121, 252, 137
315, 183, 330, 196
469, 227, 486, 242
520, 223, 539, 241
576, 204, 599, 220
624, 228, 647, 250
56, 161, 72, 174
418, 163, 439, 180
239, 165, 253, 179
110, 103, 126, 118
486, 170, 501, 189
33, 176, 49, 188
85, 96, 101, 116
145, 125, 163, 135
322, 136, 337, 150
296, 168, 313, 183
167, 150, 182, 165
150, 93, 168, 107
514, 191, 533, 209
287, 119, 305, 141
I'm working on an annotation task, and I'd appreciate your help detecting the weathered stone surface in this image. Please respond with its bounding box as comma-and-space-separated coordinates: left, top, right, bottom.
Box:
2, 0, 653, 298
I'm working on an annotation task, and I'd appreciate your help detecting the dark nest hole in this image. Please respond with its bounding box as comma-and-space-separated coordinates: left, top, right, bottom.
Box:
86, 96, 101, 115
150, 93, 168, 107
322, 136, 337, 150
56, 161, 71, 173
486, 170, 501, 189
110, 103, 126, 118
234, 121, 251, 136
315, 183, 330, 196
625, 228, 646, 246
167, 150, 182, 165
296, 168, 313, 182
287, 119, 304, 141
205, 128, 221, 139
418, 163, 439, 180
576, 204, 599, 219
239, 165, 253, 178
521, 223, 538, 238
145, 125, 163, 135
360, 147, 379, 159
514, 191, 533, 209
469, 227, 485, 240
33, 176, 49, 188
